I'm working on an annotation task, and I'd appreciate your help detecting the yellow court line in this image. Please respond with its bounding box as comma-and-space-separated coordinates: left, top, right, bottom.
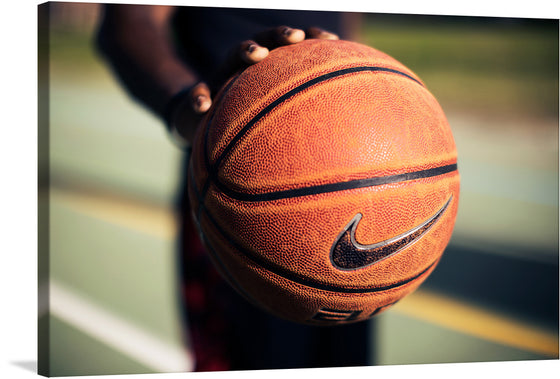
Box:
50, 187, 178, 241
393, 290, 559, 357
49, 186, 559, 357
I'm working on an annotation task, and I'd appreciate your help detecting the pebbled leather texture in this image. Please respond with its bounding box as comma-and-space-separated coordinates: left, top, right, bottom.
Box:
188, 39, 460, 325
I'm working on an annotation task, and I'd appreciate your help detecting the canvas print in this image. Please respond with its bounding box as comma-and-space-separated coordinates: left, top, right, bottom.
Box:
38, 1, 559, 377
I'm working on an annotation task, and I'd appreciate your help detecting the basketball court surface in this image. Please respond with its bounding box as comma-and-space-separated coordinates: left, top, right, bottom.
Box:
39, 5, 559, 376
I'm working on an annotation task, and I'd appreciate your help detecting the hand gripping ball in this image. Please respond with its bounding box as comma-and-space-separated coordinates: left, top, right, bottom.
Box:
187, 39, 460, 325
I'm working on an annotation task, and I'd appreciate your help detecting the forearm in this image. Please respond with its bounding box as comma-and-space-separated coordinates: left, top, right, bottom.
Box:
96, 4, 198, 119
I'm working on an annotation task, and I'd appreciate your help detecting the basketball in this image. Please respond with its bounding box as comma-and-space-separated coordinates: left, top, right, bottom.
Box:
187, 39, 460, 325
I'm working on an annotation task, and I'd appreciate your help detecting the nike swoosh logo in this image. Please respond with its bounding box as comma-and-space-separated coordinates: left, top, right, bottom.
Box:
330, 196, 453, 270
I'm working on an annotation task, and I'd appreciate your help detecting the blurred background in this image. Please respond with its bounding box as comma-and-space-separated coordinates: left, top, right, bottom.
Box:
38, 2, 559, 376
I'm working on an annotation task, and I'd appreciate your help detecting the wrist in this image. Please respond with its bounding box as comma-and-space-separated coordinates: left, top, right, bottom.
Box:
163, 85, 197, 149
164, 85, 195, 130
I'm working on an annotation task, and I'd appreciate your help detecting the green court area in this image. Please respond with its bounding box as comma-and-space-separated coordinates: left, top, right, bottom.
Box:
362, 14, 559, 119
39, 5, 558, 376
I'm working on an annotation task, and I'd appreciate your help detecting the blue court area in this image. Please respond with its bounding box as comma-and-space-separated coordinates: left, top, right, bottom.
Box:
39, 4, 558, 376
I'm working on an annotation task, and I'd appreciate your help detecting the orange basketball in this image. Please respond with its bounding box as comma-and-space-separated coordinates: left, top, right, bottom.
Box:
187, 39, 459, 325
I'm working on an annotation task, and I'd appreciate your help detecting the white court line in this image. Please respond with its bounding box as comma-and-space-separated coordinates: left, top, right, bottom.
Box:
49, 280, 194, 373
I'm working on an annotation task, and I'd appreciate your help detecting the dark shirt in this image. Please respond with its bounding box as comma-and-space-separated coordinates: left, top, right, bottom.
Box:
141, 6, 370, 371
171, 7, 345, 85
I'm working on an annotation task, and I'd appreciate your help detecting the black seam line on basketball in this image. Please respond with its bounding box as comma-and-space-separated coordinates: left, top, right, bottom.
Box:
193, 210, 265, 308
189, 160, 264, 306
188, 160, 206, 222
216, 163, 458, 202
204, 74, 240, 172
201, 75, 241, 198
200, 204, 439, 294
202, 112, 214, 181
209, 66, 424, 174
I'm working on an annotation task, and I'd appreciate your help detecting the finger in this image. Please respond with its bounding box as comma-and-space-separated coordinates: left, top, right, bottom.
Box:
239, 40, 269, 65
190, 82, 212, 114
210, 40, 269, 91
254, 26, 305, 49
305, 27, 339, 40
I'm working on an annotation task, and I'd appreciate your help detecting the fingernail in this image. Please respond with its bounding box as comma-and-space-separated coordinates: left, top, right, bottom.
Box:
243, 44, 268, 63
282, 27, 293, 36
194, 95, 204, 107
283, 28, 305, 43
321, 31, 339, 40
194, 95, 211, 113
